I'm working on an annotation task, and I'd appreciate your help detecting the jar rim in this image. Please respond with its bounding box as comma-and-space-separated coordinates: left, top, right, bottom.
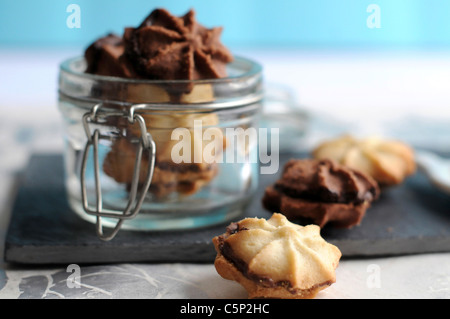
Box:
59, 55, 263, 85
59, 55, 263, 110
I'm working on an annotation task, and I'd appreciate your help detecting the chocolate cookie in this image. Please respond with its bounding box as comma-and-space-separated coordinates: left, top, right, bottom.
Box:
262, 159, 379, 228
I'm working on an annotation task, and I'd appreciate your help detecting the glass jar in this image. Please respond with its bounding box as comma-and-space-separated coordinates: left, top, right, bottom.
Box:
260, 82, 309, 153
58, 56, 263, 240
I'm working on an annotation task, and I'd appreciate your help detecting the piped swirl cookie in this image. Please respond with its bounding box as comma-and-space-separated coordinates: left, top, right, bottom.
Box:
262, 159, 379, 228
212, 213, 342, 299
85, 8, 233, 83
312, 135, 416, 186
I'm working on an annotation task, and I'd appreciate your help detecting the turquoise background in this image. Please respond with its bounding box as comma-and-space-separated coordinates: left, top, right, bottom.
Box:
0, 0, 449, 49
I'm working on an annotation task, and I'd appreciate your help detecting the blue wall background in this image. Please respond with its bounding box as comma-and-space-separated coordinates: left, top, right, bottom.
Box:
0, 0, 449, 49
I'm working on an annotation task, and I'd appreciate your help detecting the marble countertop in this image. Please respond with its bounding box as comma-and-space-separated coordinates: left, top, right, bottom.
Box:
0, 48, 449, 299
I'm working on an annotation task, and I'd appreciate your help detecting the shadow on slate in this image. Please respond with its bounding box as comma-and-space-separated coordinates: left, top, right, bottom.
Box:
4, 153, 450, 265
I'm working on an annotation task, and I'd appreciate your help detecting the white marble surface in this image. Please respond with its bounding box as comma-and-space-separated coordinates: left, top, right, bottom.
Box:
0, 254, 449, 299
0, 48, 449, 299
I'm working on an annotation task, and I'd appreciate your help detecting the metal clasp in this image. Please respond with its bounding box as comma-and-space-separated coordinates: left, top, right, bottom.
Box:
80, 103, 156, 241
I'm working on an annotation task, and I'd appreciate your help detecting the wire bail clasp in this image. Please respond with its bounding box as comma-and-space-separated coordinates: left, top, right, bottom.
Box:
80, 103, 156, 241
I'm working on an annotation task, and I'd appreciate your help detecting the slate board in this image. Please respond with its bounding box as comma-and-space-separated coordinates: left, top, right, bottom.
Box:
4, 153, 450, 265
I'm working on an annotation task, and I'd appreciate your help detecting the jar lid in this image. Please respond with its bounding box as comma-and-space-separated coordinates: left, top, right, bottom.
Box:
59, 56, 263, 111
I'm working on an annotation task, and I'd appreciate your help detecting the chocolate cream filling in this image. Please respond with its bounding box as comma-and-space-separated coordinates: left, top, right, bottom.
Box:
274, 159, 379, 205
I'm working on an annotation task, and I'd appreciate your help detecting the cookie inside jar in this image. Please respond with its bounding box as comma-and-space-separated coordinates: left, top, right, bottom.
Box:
58, 7, 263, 234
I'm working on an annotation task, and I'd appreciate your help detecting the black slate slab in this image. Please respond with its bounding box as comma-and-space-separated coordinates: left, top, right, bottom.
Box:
4, 153, 450, 265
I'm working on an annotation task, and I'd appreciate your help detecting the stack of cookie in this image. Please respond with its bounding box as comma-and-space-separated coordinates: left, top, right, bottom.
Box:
262, 135, 416, 229
85, 9, 233, 198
